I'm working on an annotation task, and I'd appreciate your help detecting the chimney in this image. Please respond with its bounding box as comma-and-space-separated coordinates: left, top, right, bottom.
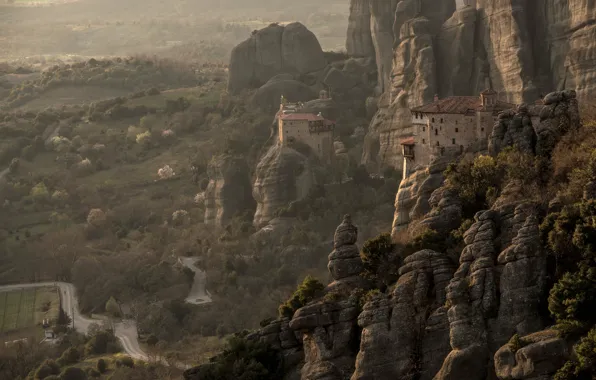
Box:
434, 94, 439, 102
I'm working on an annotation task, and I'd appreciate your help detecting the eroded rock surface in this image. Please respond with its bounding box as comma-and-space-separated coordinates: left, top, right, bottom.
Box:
228, 22, 326, 93
489, 90, 581, 157
204, 154, 255, 227
252, 144, 315, 228
352, 249, 456, 380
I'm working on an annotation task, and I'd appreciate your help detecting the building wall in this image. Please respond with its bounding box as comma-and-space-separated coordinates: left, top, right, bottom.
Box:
476, 111, 498, 140
279, 119, 333, 163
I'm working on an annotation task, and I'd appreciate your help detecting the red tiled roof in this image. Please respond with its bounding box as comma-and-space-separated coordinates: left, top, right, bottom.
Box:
280, 113, 325, 121
411, 96, 515, 114
400, 137, 415, 145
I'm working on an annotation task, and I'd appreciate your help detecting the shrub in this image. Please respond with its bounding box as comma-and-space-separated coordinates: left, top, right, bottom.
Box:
96, 358, 107, 373
60, 367, 87, 380
30, 182, 50, 203
278, 276, 324, 318
115, 356, 134, 368
57, 347, 80, 366
360, 232, 398, 290
86, 208, 107, 227
34, 359, 60, 379
157, 164, 175, 179
84, 330, 120, 356
105, 296, 121, 317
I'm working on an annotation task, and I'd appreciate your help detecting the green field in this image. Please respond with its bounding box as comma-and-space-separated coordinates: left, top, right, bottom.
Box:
0, 287, 60, 334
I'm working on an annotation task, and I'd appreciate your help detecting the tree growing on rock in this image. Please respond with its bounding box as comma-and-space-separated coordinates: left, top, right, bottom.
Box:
278, 275, 324, 318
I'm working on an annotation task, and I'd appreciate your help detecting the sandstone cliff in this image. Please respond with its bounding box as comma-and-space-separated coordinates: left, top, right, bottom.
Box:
204, 154, 255, 227
347, 0, 596, 105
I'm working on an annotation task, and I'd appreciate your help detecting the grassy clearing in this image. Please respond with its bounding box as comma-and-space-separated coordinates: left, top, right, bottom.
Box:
18, 86, 130, 110
127, 85, 223, 109
0, 287, 60, 334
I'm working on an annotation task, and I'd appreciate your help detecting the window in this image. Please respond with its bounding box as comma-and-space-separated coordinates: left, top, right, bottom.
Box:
440, 118, 444, 123
452, 138, 456, 145
455, 128, 459, 133
423, 126, 426, 132
456, 120, 458, 125
436, 141, 440, 146
422, 139, 425, 144
432, 118, 435, 123
435, 129, 438, 136
481, 127, 485, 132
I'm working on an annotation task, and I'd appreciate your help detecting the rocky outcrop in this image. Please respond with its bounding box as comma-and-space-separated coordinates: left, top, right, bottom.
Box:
435, 202, 548, 380
252, 144, 315, 228
289, 216, 369, 380
252, 76, 317, 112
489, 90, 581, 157
494, 329, 570, 380
535, 90, 581, 157
489, 105, 537, 156
228, 23, 326, 93
327, 215, 370, 294
352, 249, 456, 380
391, 155, 454, 240
204, 154, 255, 227
248, 318, 305, 380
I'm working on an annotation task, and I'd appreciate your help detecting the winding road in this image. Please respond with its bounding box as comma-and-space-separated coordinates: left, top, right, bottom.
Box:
0, 257, 211, 364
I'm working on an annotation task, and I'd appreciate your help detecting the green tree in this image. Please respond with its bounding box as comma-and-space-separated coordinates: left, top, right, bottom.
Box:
360, 232, 398, 290
96, 358, 107, 374
34, 359, 60, 379
278, 276, 324, 318
105, 296, 121, 318
60, 367, 87, 380
57, 347, 80, 366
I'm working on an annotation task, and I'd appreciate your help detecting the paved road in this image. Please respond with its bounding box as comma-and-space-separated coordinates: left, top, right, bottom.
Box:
0, 282, 148, 361
179, 257, 212, 305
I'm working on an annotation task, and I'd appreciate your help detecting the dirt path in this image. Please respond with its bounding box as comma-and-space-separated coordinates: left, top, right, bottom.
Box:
179, 257, 212, 305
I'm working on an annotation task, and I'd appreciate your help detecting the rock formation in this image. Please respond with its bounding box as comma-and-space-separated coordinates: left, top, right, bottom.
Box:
391, 154, 455, 240
252, 76, 317, 112
288, 215, 369, 380
346, 0, 375, 58
352, 249, 456, 380
327, 214, 369, 293
435, 202, 548, 380
228, 22, 326, 93
347, 0, 596, 106
494, 329, 571, 380
252, 144, 315, 228
247, 318, 305, 380
489, 90, 581, 157
203, 154, 255, 227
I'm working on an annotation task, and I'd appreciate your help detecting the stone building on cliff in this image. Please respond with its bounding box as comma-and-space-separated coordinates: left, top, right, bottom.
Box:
277, 92, 335, 163
399, 88, 515, 175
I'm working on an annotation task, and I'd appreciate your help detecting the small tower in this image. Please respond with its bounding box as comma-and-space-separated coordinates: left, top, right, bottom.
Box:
480, 77, 497, 108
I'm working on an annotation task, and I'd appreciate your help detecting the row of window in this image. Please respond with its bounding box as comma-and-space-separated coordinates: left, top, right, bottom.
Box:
421, 138, 459, 145
422, 127, 485, 133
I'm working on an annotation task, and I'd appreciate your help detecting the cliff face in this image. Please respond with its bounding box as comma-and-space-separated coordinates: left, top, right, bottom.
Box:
204, 154, 255, 227
348, 0, 596, 105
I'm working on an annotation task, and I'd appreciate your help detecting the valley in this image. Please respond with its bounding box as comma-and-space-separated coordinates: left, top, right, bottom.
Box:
0, 1, 595, 380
